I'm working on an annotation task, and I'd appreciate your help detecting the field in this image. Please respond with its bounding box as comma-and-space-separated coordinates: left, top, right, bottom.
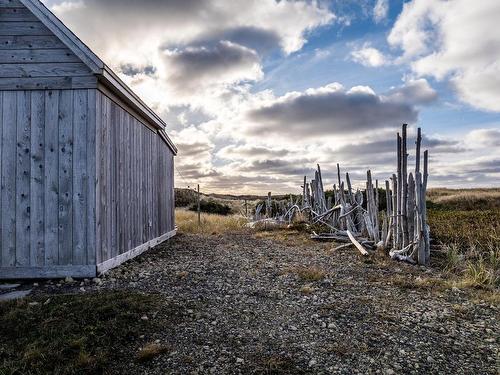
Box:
0, 188, 498, 374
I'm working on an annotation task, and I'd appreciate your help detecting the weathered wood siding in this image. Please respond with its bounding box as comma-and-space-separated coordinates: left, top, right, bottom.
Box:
95, 90, 174, 264
0, 0, 96, 90
0, 89, 96, 273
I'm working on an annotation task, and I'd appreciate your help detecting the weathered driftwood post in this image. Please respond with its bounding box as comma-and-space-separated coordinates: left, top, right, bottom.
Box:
197, 184, 201, 226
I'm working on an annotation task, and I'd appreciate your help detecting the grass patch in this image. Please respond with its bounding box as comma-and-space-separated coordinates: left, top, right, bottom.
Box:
175, 209, 246, 235
292, 266, 326, 282
136, 343, 169, 362
0, 291, 160, 374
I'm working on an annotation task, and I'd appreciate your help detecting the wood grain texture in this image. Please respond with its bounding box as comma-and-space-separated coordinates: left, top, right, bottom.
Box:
57, 89, 73, 265
1, 92, 16, 267
0, 7, 38, 22
30, 90, 44, 266
0, 35, 66, 49
43, 90, 58, 265
0, 48, 80, 63
0, 21, 52, 35
15, 90, 30, 266
94, 90, 175, 262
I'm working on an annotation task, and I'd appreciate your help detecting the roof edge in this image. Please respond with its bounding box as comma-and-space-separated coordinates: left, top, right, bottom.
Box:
158, 129, 178, 155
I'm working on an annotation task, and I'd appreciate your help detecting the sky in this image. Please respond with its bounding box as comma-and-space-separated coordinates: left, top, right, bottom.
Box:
44, 0, 500, 194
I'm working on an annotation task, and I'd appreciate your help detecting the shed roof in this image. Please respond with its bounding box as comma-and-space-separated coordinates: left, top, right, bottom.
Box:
20, 0, 178, 155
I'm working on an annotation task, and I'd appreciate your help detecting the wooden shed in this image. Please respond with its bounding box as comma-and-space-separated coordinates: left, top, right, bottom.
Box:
0, 0, 177, 279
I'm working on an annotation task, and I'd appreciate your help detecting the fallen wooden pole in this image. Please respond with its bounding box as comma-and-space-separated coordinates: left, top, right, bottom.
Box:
347, 230, 369, 256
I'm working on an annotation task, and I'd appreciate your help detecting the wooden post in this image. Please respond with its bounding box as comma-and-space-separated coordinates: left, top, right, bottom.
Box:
267, 192, 272, 218
391, 174, 398, 249
197, 184, 201, 227
396, 133, 402, 249
401, 124, 408, 248
415, 127, 422, 175
245, 199, 248, 217
337, 163, 341, 188
423, 150, 430, 264
346, 172, 354, 204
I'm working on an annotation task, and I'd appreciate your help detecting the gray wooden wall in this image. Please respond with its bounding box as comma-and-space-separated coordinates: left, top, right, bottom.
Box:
0, 89, 96, 271
0, 0, 96, 91
95, 90, 175, 265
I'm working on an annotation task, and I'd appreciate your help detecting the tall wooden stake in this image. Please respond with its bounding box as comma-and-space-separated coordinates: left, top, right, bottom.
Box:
401, 124, 408, 247
197, 184, 201, 226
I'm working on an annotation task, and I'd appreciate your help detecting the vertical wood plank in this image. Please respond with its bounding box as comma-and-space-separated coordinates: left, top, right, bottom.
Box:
72, 89, 87, 265
96, 92, 105, 263
105, 97, 112, 260
1, 92, 17, 267
44, 90, 58, 265
15, 90, 30, 266
110, 102, 117, 258
124, 112, 130, 251
58, 89, 73, 265
0, 91, 2, 267
87, 89, 96, 265
117, 108, 124, 254
30, 90, 45, 266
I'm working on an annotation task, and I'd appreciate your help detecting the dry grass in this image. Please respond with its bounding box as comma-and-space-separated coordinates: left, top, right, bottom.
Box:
427, 188, 500, 210
292, 266, 327, 282
299, 284, 316, 294
136, 343, 169, 362
175, 209, 247, 235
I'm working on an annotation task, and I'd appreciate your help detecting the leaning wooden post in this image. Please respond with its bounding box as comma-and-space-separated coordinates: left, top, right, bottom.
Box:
267, 192, 272, 218
407, 173, 415, 244
401, 124, 409, 248
396, 133, 402, 249
337, 163, 342, 188
423, 150, 430, 265
415, 127, 422, 174
197, 184, 201, 226
302, 176, 307, 207
346, 172, 354, 203
391, 174, 398, 248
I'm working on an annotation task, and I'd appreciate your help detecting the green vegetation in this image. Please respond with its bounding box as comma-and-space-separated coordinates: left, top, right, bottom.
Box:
190, 199, 232, 215
0, 291, 161, 375
427, 188, 500, 288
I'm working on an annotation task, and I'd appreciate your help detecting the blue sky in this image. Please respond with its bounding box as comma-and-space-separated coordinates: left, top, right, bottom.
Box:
46, 0, 500, 193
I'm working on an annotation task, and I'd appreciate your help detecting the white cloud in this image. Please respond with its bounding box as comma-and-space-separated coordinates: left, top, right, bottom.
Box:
350, 43, 387, 67
388, 0, 500, 112
373, 0, 389, 23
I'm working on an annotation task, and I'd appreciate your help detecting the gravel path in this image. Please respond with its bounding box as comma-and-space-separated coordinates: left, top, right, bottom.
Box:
36, 231, 500, 374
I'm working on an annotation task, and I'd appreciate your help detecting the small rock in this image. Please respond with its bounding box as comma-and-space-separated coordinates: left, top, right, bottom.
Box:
28, 302, 39, 306
141, 315, 149, 321
80, 287, 85, 292
33, 283, 39, 287
44, 298, 51, 305
64, 276, 74, 284
308, 359, 317, 367
236, 358, 244, 364
384, 369, 395, 375
290, 325, 298, 331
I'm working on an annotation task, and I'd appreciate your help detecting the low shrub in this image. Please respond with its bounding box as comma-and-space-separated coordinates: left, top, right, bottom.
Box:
189, 199, 232, 215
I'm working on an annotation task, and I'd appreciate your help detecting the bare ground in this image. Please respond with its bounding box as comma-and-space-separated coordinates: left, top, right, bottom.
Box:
24, 231, 500, 374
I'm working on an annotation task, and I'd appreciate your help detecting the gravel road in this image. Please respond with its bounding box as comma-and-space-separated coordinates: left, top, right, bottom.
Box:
31, 230, 500, 374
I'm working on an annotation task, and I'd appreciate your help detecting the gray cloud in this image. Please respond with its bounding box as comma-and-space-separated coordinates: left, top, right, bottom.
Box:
247, 86, 418, 138
120, 63, 156, 77
386, 79, 438, 105
237, 159, 314, 176
163, 41, 261, 92
192, 26, 281, 54
218, 145, 290, 160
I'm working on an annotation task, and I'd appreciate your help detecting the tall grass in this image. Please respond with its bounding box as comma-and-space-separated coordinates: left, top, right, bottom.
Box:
428, 188, 500, 289
175, 209, 247, 235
